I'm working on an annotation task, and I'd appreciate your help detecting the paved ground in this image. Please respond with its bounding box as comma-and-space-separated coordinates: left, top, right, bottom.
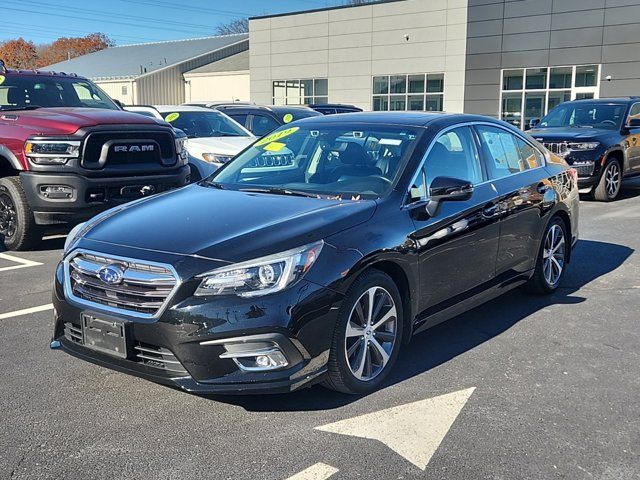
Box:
1, 180, 639, 480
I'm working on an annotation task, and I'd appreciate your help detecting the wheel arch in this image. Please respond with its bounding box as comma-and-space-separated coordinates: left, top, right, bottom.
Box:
0, 146, 22, 177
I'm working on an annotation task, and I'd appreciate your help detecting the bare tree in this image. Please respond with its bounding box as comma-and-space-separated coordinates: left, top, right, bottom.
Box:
215, 18, 249, 35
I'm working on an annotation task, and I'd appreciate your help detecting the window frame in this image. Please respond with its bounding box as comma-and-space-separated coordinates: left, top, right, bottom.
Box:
406, 122, 547, 206
372, 73, 445, 112
272, 78, 328, 106
627, 102, 640, 123
499, 64, 601, 129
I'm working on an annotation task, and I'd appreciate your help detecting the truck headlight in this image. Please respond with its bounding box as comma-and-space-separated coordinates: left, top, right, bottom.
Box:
195, 241, 323, 298
202, 153, 233, 164
567, 142, 599, 151
25, 140, 80, 165
174, 134, 188, 165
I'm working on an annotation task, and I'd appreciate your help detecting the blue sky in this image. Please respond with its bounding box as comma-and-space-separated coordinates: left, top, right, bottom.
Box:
2, 0, 347, 45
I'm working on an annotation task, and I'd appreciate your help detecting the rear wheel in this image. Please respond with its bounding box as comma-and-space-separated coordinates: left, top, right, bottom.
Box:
593, 159, 622, 201
323, 270, 403, 394
526, 217, 568, 294
0, 177, 41, 251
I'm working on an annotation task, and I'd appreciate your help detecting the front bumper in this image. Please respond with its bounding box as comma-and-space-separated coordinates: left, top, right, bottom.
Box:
51, 260, 341, 394
20, 167, 190, 225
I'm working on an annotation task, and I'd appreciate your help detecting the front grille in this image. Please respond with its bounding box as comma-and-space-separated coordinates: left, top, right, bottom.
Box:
81, 130, 176, 169
542, 142, 569, 156
134, 343, 188, 374
65, 251, 178, 318
572, 163, 595, 177
64, 322, 83, 344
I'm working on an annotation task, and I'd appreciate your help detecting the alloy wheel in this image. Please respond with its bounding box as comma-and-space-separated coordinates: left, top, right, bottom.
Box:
542, 224, 565, 287
0, 192, 17, 238
605, 162, 621, 198
344, 286, 397, 381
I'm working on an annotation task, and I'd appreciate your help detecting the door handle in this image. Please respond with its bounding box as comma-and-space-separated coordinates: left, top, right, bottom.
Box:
483, 203, 499, 218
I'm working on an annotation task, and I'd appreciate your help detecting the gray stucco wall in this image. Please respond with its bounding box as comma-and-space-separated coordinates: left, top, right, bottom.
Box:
249, 0, 469, 112
464, 0, 640, 117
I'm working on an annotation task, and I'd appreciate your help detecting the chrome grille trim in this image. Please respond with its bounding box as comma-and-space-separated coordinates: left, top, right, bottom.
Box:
134, 343, 188, 374
63, 249, 181, 319
542, 142, 570, 156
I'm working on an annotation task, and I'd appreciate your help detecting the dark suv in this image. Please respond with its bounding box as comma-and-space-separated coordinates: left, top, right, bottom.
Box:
529, 98, 640, 201
210, 104, 321, 136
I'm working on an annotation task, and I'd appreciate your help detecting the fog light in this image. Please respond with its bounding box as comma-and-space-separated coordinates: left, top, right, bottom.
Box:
219, 347, 289, 372
256, 355, 271, 367
40, 185, 74, 199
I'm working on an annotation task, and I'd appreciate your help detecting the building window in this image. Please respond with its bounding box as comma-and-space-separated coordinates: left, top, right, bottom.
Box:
372, 74, 444, 112
273, 78, 328, 105
500, 65, 600, 129
121, 85, 128, 96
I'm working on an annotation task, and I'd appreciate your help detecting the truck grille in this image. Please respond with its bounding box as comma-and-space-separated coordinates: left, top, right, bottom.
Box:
134, 343, 188, 374
81, 129, 176, 169
542, 142, 569, 156
65, 250, 179, 318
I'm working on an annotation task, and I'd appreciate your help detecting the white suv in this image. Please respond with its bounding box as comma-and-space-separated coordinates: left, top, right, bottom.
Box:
125, 105, 255, 179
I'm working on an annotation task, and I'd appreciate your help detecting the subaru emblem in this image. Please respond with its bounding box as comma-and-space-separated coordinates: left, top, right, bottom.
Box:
98, 264, 125, 285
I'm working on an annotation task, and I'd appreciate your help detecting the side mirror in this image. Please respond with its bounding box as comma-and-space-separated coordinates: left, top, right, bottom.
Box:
627, 117, 640, 128
113, 99, 124, 109
424, 176, 473, 216
529, 118, 540, 129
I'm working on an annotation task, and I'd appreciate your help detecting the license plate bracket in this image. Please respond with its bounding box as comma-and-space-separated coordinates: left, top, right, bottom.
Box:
82, 314, 127, 358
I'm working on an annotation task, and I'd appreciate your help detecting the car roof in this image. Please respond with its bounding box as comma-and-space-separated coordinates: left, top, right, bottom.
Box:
290, 111, 501, 128
567, 97, 638, 104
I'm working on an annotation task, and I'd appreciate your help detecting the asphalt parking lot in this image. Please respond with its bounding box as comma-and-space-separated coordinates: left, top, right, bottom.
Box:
1, 179, 639, 480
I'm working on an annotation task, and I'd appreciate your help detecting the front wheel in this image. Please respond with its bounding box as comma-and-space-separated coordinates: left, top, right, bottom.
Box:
0, 177, 41, 251
593, 159, 622, 201
322, 270, 403, 394
526, 217, 568, 295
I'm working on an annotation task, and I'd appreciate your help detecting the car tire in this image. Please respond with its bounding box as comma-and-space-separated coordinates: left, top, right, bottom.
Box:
0, 177, 41, 251
526, 216, 568, 295
322, 270, 403, 394
593, 159, 622, 201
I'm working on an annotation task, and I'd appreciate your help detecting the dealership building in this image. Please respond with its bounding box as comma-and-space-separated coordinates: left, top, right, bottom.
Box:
249, 0, 640, 128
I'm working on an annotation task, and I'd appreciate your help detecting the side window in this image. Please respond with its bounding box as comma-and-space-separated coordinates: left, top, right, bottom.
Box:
251, 114, 280, 136
628, 103, 640, 121
228, 113, 248, 128
476, 125, 541, 179
423, 126, 483, 187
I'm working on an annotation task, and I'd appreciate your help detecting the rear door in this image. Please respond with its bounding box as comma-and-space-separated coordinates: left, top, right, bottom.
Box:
625, 102, 640, 172
474, 124, 549, 276
409, 125, 502, 312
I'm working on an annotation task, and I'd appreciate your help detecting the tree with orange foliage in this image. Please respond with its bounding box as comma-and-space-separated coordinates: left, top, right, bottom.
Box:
37, 33, 114, 67
0, 38, 38, 69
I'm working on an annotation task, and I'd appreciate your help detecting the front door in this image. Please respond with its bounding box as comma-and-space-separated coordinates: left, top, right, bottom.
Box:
625, 102, 640, 172
409, 126, 501, 314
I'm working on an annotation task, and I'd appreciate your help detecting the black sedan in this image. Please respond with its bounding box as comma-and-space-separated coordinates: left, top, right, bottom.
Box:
51, 113, 579, 395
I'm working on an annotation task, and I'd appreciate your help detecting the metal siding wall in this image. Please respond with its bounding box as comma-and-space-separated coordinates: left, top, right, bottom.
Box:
464, 0, 640, 117
135, 41, 249, 105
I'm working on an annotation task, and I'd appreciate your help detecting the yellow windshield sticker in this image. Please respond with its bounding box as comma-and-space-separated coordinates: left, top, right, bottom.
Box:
0, 75, 5, 85
255, 127, 299, 147
283, 113, 294, 124
263, 142, 286, 152
165, 112, 180, 122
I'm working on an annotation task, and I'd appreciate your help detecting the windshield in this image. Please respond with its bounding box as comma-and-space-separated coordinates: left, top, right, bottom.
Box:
0, 75, 118, 111
539, 103, 626, 130
208, 124, 421, 199
163, 111, 250, 138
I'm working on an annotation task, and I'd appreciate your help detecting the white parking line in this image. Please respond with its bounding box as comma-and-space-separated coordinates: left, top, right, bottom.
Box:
0, 253, 43, 272
0, 303, 53, 320
285, 463, 339, 480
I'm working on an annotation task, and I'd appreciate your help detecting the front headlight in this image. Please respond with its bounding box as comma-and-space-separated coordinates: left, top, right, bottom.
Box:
25, 140, 80, 165
567, 142, 600, 151
202, 153, 233, 164
63, 222, 86, 255
195, 241, 323, 298
174, 132, 188, 165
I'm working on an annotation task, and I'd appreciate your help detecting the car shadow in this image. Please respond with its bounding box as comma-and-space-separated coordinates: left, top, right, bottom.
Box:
619, 176, 640, 200
0, 232, 67, 254
206, 239, 633, 411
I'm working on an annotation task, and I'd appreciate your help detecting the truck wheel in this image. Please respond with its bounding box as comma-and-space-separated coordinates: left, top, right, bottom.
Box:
0, 177, 41, 251
593, 159, 622, 201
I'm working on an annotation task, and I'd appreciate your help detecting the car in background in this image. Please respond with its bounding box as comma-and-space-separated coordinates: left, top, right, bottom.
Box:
308, 103, 363, 115
206, 104, 322, 137
529, 97, 640, 201
125, 105, 255, 179
52, 112, 579, 395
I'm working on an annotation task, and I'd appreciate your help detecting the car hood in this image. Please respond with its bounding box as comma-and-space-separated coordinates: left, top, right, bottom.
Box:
186, 136, 255, 157
12, 107, 164, 135
82, 184, 376, 263
528, 127, 608, 142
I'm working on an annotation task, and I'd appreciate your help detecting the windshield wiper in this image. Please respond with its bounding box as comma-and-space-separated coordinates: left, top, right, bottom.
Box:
203, 180, 226, 189
239, 187, 319, 198
0, 105, 42, 112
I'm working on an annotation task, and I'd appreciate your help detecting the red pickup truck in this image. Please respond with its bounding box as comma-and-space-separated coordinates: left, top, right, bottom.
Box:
0, 61, 189, 250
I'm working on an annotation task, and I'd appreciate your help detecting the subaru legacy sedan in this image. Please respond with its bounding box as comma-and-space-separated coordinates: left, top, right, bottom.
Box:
51, 113, 579, 395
